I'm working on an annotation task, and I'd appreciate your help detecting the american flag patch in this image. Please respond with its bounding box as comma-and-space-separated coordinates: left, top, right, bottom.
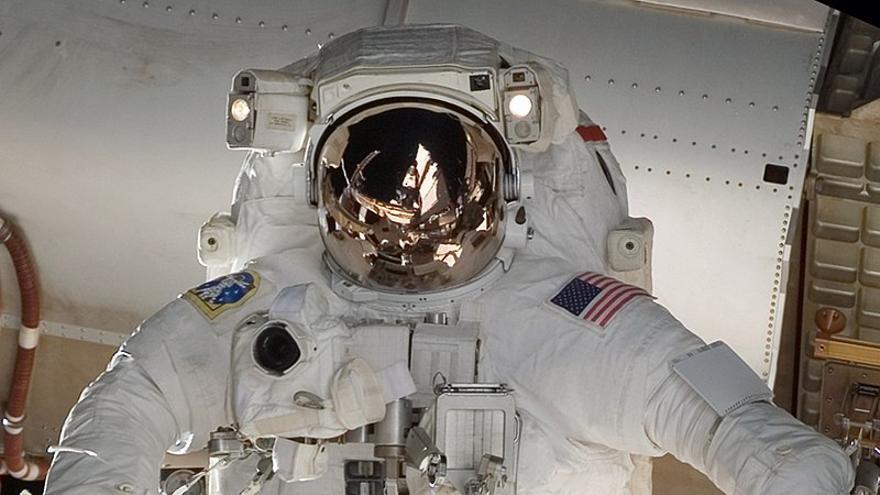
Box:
549, 272, 652, 328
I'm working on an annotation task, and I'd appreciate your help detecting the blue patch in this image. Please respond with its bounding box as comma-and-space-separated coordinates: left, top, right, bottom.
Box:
183, 271, 260, 319
550, 277, 603, 317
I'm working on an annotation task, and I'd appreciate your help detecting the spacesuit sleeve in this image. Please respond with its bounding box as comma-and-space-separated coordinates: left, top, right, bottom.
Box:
642, 314, 855, 495
43, 354, 181, 495
44, 299, 232, 495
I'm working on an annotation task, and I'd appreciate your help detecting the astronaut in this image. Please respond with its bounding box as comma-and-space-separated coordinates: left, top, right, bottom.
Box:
44, 24, 854, 495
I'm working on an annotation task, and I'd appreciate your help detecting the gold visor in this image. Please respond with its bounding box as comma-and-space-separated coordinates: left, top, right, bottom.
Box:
317, 101, 508, 292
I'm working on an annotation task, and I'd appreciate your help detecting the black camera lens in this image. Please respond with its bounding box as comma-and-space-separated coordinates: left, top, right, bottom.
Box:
253, 324, 301, 375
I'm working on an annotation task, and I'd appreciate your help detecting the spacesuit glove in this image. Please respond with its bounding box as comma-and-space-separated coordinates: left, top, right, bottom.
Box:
647, 366, 854, 495
705, 402, 854, 495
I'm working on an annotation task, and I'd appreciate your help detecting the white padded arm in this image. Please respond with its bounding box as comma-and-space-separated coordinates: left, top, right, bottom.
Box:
646, 351, 855, 495
44, 354, 182, 495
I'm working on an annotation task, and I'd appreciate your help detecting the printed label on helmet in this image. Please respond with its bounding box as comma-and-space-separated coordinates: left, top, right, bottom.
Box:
266, 113, 297, 131
183, 270, 261, 320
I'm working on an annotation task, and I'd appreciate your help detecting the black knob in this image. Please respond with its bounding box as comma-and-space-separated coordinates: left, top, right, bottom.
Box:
253, 324, 301, 375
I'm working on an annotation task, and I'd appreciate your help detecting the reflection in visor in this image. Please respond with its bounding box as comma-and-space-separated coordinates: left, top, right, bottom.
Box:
329, 108, 465, 226
318, 103, 507, 292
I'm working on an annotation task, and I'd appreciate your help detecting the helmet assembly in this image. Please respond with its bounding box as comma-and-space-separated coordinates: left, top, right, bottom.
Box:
223, 27, 556, 295
316, 100, 509, 292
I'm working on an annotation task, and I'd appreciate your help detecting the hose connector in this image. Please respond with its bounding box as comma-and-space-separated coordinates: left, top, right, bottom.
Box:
0, 217, 11, 244
2, 415, 24, 436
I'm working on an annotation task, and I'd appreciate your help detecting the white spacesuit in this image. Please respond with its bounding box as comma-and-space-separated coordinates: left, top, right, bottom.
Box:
44, 25, 854, 495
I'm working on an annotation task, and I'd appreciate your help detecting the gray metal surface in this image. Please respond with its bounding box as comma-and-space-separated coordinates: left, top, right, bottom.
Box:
0, 313, 126, 346
408, 0, 831, 381
819, 16, 880, 115
0, 0, 388, 331
798, 109, 880, 427
635, 0, 829, 32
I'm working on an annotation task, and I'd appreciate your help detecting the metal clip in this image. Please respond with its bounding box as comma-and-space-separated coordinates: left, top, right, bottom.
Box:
405, 426, 447, 487
464, 454, 507, 495
435, 383, 512, 396
171, 457, 229, 495
239, 455, 275, 495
